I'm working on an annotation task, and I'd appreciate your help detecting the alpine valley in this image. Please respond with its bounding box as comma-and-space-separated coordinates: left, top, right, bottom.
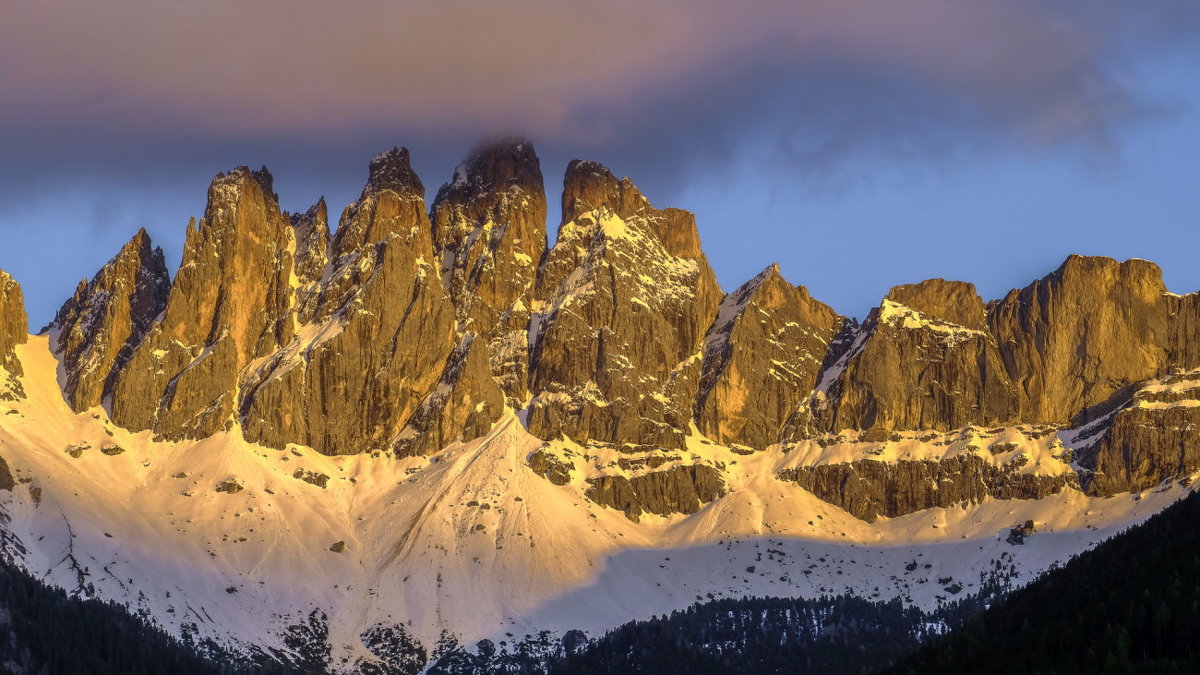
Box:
0, 138, 1197, 672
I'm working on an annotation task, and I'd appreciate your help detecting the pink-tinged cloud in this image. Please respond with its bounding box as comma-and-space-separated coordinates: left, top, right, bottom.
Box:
2, 0, 1185, 145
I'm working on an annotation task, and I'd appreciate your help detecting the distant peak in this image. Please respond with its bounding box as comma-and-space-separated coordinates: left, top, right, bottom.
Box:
436, 136, 543, 202
565, 158, 613, 178
115, 227, 158, 264
1049, 254, 1166, 294
294, 196, 327, 222
365, 146, 423, 197
562, 159, 641, 224
885, 279, 984, 330
210, 165, 276, 199
128, 227, 152, 248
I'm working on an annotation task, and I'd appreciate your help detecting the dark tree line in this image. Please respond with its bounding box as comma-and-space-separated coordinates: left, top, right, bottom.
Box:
546, 594, 933, 674
890, 488, 1200, 674
0, 554, 224, 674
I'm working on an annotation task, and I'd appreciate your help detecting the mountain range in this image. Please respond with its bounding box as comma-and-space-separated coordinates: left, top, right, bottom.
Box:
0, 137, 1196, 672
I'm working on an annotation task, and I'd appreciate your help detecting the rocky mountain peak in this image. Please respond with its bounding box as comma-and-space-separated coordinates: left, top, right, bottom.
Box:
290, 197, 329, 284
430, 139, 548, 404
559, 159, 706, 265
49, 228, 171, 412
560, 159, 647, 224
696, 263, 843, 448
814, 276, 1017, 435
332, 147, 430, 259
988, 254, 1173, 424
238, 145, 504, 457
885, 279, 987, 330
209, 166, 277, 206
434, 136, 542, 205
529, 161, 722, 450
110, 163, 296, 439
364, 146, 423, 197
1054, 254, 1166, 294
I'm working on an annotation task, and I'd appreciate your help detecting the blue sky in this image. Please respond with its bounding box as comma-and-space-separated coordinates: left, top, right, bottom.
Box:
2, 1, 1198, 326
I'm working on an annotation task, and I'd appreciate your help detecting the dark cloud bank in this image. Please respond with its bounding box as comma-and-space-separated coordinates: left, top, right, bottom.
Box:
1, 0, 1198, 321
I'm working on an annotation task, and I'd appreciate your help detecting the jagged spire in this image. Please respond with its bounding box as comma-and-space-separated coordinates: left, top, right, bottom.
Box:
48, 228, 170, 411
364, 147, 423, 197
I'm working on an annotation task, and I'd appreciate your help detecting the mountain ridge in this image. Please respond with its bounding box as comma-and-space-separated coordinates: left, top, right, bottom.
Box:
0, 137, 1197, 671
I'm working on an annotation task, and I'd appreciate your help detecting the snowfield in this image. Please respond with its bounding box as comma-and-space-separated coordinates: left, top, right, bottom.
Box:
0, 334, 1190, 669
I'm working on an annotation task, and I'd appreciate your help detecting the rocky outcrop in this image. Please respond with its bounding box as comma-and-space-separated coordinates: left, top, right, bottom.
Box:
391, 333, 504, 458
585, 464, 725, 522
988, 255, 1173, 424
111, 167, 295, 439
527, 448, 574, 486
779, 454, 1075, 522
528, 160, 721, 450
330, 148, 428, 256
695, 264, 843, 449
48, 229, 170, 411
291, 198, 329, 284
430, 138, 547, 403
0, 270, 28, 400
1082, 370, 1200, 496
1165, 291, 1200, 371
814, 280, 1018, 435
239, 148, 502, 456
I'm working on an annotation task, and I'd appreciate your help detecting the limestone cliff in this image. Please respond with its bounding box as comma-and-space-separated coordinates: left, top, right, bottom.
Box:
48, 229, 170, 412
988, 255, 1172, 424
528, 160, 721, 450
1081, 370, 1200, 496
695, 264, 843, 449
240, 148, 501, 456
430, 138, 547, 403
779, 454, 1074, 522
110, 167, 295, 439
814, 280, 1018, 435
585, 464, 726, 522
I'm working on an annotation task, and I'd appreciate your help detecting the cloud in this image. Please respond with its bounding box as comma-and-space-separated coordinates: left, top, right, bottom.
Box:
0, 1, 1196, 203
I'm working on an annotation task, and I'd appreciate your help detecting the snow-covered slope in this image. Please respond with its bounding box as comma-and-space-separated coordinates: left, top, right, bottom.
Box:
0, 335, 1191, 670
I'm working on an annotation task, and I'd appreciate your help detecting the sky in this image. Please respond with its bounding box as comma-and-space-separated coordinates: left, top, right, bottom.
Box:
2, 0, 1199, 327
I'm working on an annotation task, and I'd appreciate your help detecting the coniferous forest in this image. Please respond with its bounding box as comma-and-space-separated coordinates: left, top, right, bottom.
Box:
0, 554, 220, 674
890, 488, 1200, 673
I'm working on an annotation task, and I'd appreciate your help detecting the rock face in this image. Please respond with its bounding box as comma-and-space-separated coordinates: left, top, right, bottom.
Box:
102, 151, 502, 456
779, 455, 1074, 522
430, 138, 547, 404
111, 167, 295, 439
695, 264, 843, 449
391, 333, 505, 458
0, 270, 28, 400
1082, 370, 1200, 496
290, 198, 329, 284
585, 464, 725, 522
528, 160, 721, 450
527, 448, 574, 486
48, 229, 170, 412
814, 280, 1018, 435
240, 148, 502, 456
35, 140, 1200, 521
988, 256, 1172, 424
